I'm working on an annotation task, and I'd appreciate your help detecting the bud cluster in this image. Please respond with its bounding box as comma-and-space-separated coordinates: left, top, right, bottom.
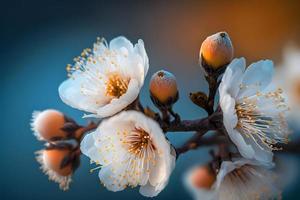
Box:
31, 109, 82, 190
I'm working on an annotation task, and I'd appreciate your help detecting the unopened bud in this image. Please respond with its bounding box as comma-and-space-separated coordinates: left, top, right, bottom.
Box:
200, 32, 234, 70
31, 109, 67, 141
190, 165, 216, 189
36, 148, 74, 190
43, 149, 73, 176
149, 70, 178, 105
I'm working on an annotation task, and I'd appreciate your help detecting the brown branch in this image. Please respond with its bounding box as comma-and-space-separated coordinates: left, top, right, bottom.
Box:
75, 121, 99, 141
163, 110, 222, 132
206, 76, 218, 115
276, 139, 300, 154
176, 133, 228, 155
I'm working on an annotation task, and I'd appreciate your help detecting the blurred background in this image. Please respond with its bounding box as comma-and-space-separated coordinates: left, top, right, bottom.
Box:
1, 0, 300, 199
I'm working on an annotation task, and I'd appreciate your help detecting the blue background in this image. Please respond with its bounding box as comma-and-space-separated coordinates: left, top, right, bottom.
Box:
1, 1, 300, 199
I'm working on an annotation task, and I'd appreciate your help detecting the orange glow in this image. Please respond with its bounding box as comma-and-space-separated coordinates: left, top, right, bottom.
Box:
43, 149, 73, 176
35, 110, 66, 141
190, 166, 216, 189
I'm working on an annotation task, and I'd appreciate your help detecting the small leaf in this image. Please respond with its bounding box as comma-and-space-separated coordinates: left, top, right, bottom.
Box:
72, 155, 81, 171
189, 91, 208, 109
144, 106, 157, 119
61, 122, 81, 135
60, 154, 72, 169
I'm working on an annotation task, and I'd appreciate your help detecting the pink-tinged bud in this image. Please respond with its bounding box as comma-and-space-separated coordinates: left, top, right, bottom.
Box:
190, 166, 216, 189
36, 148, 74, 190
200, 32, 234, 69
149, 70, 178, 104
31, 109, 67, 141
43, 149, 73, 176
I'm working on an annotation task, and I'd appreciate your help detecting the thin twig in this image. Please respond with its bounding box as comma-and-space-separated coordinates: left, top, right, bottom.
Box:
76, 121, 98, 141
163, 111, 222, 132
176, 134, 228, 155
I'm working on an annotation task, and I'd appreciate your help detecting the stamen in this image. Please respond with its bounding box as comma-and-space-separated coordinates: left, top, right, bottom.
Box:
225, 165, 277, 197
124, 127, 156, 158
90, 165, 102, 173
105, 73, 129, 98
235, 89, 289, 150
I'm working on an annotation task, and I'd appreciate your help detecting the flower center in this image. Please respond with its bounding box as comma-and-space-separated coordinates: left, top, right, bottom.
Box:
220, 165, 279, 199
105, 73, 129, 98
125, 127, 156, 157
235, 89, 289, 150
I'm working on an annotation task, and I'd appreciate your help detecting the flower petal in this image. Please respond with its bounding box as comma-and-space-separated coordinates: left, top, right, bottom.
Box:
220, 58, 246, 98
98, 164, 126, 192
80, 133, 101, 163
134, 39, 149, 78
237, 60, 274, 99
58, 73, 108, 114
109, 36, 134, 52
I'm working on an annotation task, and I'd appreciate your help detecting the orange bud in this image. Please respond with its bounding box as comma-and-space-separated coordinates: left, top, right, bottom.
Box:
200, 32, 234, 69
149, 70, 178, 104
190, 166, 216, 189
43, 149, 73, 176
36, 148, 74, 190
32, 109, 66, 141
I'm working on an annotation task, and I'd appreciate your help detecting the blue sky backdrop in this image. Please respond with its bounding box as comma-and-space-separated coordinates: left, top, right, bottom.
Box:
1, 1, 300, 199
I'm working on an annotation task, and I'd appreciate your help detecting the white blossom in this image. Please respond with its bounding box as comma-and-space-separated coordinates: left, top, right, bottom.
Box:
184, 165, 217, 200
275, 46, 300, 129
215, 159, 280, 200
80, 110, 176, 197
219, 58, 290, 165
35, 149, 72, 191
184, 159, 280, 200
59, 36, 149, 118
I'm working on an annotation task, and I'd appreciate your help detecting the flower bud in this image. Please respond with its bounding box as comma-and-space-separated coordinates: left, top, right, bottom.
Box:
200, 32, 234, 70
149, 70, 178, 105
31, 109, 67, 141
36, 148, 74, 190
43, 149, 73, 176
190, 165, 216, 189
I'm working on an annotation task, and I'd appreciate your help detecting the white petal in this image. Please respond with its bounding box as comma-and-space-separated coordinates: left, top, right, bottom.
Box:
58, 74, 107, 114
98, 164, 126, 192
219, 58, 245, 99
216, 159, 278, 200
148, 153, 176, 191
220, 94, 255, 160
80, 133, 101, 163
237, 60, 274, 99
241, 134, 273, 166
220, 94, 238, 130
109, 36, 134, 52
134, 39, 149, 78
139, 182, 162, 197
229, 129, 256, 161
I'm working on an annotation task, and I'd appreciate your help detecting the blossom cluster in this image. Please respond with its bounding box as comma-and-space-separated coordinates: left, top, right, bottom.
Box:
31, 32, 293, 199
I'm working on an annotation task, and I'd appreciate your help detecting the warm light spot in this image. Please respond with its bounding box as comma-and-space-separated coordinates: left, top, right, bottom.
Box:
190, 166, 215, 189
43, 149, 73, 176
34, 110, 66, 141
149, 70, 178, 103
